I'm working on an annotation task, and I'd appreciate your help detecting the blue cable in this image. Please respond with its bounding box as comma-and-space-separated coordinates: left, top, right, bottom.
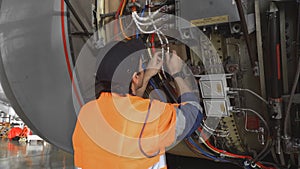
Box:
187, 137, 229, 163
142, 63, 166, 102
244, 165, 252, 169
138, 63, 166, 158
138, 100, 160, 158
136, 6, 146, 39
148, 80, 167, 102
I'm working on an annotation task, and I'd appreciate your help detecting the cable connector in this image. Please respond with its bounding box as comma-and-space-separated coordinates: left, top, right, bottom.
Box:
250, 162, 257, 168
244, 160, 251, 167
243, 160, 258, 169
127, 1, 142, 12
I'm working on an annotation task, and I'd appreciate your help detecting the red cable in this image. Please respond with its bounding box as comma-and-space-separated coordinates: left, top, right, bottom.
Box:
205, 139, 251, 159
276, 44, 281, 80
114, 0, 125, 38
131, 0, 137, 12
257, 162, 276, 169
151, 33, 156, 53
197, 128, 275, 169
197, 128, 250, 159
115, 0, 125, 18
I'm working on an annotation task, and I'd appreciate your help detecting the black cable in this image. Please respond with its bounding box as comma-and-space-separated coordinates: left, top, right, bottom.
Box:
94, 0, 98, 34
283, 57, 300, 137
260, 161, 280, 169
284, 1, 300, 138
254, 140, 272, 162
184, 138, 245, 168
64, 0, 92, 37
298, 153, 300, 169
271, 143, 279, 164
235, 108, 272, 163
235, 0, 255, 67
184, 138, 215, 159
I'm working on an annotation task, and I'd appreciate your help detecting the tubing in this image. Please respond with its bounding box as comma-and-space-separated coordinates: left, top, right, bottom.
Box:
267, 2, 283, 99
186, 137, 229, 162
284, 2, 300, 138
236, 108, 271, 163
230, 88, 269, 105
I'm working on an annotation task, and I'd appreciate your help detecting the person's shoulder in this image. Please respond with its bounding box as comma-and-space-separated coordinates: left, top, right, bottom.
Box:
80, 99, 99, 111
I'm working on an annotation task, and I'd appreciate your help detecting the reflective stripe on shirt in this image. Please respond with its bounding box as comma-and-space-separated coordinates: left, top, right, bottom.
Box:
148, 155, 167, 169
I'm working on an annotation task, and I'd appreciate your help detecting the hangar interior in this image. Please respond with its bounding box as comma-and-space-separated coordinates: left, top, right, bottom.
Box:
0, 0, 300, 168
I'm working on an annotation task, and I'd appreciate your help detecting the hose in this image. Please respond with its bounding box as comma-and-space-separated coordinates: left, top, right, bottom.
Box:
283, 59, 300, 134
283, 1, 300, 138
230, 88, 269, 105
236, 108, 271, 163
138, 100, 160, 158
186, 137, 229, 162
119, 0, 132, 40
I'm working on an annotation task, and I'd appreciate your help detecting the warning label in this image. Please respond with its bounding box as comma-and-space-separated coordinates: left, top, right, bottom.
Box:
191, 15, 229, 27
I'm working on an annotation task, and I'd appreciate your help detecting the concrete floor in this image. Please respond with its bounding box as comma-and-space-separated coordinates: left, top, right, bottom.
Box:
0, 138, 242, 169
0, 139, 74, 169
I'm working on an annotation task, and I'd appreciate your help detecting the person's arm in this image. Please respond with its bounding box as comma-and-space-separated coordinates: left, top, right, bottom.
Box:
135, 72, 154, 97
166, 50, 191, 94
136, 52, 163, 97
166, 51, 203, 142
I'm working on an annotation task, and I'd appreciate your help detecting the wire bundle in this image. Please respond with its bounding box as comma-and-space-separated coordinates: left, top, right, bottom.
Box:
131, 0, 170, 63
185, 125, 276, 169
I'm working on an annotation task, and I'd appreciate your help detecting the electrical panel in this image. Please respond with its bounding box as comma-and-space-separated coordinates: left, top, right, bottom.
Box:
176, 0, 240, 28
203, 99, 230, 117
199, 74, 231, 117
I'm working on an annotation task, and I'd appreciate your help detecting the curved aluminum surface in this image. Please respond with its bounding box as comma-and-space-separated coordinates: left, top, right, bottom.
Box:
0, 83, 8, 103
0, 0, 228, 157
0, 0, 77, 152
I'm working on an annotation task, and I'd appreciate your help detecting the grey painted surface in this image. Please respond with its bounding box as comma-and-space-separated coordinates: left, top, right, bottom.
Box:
178, 0, 240, 23
0, 0, 77, 152
0, 83, 9, 103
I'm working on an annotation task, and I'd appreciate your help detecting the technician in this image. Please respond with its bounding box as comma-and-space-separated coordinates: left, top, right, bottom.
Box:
72, 39, 202, 169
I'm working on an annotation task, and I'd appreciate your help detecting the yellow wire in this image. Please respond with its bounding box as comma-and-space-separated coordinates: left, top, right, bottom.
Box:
119, 0, 131, 40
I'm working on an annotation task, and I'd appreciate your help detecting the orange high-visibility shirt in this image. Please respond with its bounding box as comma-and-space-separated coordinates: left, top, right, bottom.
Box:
72, 92, 177, 169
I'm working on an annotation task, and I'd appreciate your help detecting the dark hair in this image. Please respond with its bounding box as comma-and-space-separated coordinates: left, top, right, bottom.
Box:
95, 80, 134, 98
94, 39, 146, 98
